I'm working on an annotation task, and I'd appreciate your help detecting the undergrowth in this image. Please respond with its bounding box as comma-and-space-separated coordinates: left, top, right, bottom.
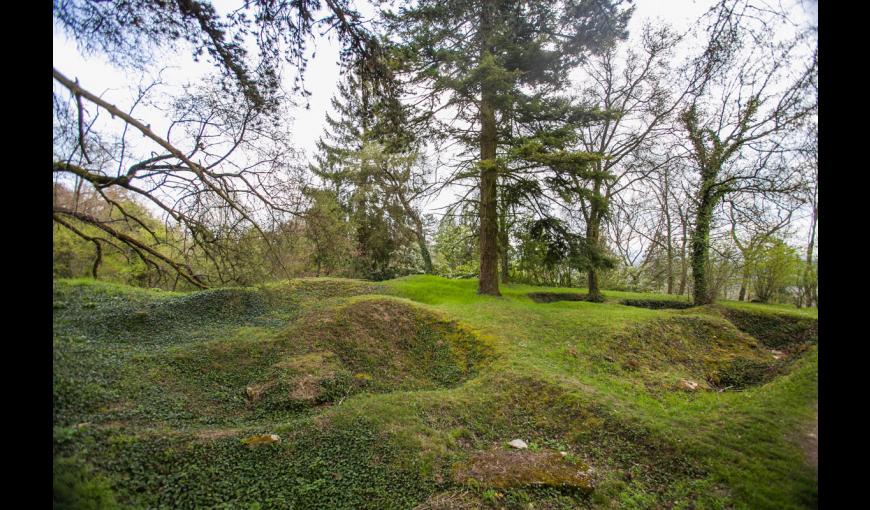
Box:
53, 276, 818, 509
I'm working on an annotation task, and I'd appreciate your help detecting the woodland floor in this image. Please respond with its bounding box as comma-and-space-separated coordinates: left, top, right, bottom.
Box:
53, 275, 818, 509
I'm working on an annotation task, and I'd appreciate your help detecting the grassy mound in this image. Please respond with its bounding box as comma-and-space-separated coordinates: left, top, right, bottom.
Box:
287, 297, 493, 388
77, 295, 496, 426
54, 276, 818, 509
54, 282, 273, 345
244, 297, 494, 411
719, 306, 818, 349
609, 313, 779, 391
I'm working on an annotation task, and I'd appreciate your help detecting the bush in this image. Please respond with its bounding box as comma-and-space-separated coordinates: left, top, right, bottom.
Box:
54, 458, 119, 510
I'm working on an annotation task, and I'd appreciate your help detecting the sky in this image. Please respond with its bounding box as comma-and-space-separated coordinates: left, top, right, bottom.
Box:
54, 0, 727, 162
53, 0, 817, 245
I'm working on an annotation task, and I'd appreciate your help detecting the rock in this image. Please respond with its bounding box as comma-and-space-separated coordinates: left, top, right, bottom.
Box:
677, 379, 699, 391
452, 449, 594, 493
245, 381, 275, 401
241, 434, 280, 447
508, 439, 528, 449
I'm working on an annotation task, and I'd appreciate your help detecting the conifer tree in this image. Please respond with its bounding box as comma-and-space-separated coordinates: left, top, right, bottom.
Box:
312, 65, 434, 275
383, 0, 632, 295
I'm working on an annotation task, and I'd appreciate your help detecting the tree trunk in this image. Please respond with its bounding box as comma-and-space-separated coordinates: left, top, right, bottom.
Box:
737, 261, 750, 301
678, 252, 688, 296
691, 185, 716, 305
498, 194, 510, 284
802, 200, 817, 308
586, 177, 604, 302
477, 1, 500, 296
397, 191, 433, 274
663, 171, 674, 294
586, 225, 602, 302
416, 226, 434, 274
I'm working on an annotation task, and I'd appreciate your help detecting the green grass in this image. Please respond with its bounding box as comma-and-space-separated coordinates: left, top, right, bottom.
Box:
54, 275, 818, 509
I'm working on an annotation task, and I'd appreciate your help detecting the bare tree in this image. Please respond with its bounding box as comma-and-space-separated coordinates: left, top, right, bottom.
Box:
679, 0, 817, 305
52, 69, 311, 287
726, 196, 799, 301
798, 125, 818, 307
565, 23, 692, 300
53, 0, 391, 287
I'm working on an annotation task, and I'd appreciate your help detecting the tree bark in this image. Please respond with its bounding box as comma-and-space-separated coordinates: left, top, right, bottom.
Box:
738, 267, 749, 301
586, 176, 604, 302
678, 211, 689, 296
477, 1, 500, 296
662, 170, 674, 294
691, 184, 716, 305
414, 219, 434, 274
802, 194, 817, 308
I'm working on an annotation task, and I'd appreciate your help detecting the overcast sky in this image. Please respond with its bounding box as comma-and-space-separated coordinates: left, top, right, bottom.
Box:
53, 0, 816, 240
53, 0, 736, 160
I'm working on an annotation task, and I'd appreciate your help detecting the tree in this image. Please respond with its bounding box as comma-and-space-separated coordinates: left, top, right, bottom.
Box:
52, 182, 176, 284
564, 23, 687, 300
750, 238, 801, 303
383, 0, 632, 295
679, 0, 817, 305
433, 211, 479, 277
303, 189, 354, 277
726, 198, 797, 301
313, 67, 435, 275
360, 145, 436, 274
798, 126, 818, 308
53, 0, 391, 287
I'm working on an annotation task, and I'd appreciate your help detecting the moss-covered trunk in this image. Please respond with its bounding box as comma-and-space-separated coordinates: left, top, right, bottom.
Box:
691, 184, 716, 305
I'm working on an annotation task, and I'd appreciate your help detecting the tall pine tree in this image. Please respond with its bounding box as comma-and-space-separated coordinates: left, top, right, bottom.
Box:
383, 0, 632, 295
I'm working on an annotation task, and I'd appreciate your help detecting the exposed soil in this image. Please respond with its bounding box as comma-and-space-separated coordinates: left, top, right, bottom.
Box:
528, 292, 588, 303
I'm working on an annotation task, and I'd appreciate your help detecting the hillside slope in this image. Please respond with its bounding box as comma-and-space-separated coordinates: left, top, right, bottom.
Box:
53, 276, 818, 509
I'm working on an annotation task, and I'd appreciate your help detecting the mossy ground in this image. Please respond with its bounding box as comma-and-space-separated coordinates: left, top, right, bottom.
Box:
54, 275, 818, 509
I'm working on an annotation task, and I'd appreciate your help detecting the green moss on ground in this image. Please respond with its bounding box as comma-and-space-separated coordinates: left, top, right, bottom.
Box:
53, 276, 817, 509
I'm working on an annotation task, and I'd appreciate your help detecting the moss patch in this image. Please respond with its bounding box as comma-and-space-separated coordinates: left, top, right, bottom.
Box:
453, 449, 593, 493
54, 276, 818, 509
608, 314, 774, 391
620, 298, 695, 310
720, 306, 817, 349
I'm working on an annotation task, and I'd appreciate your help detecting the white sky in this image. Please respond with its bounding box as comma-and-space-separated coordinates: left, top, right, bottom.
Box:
53, 0, 817, 244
